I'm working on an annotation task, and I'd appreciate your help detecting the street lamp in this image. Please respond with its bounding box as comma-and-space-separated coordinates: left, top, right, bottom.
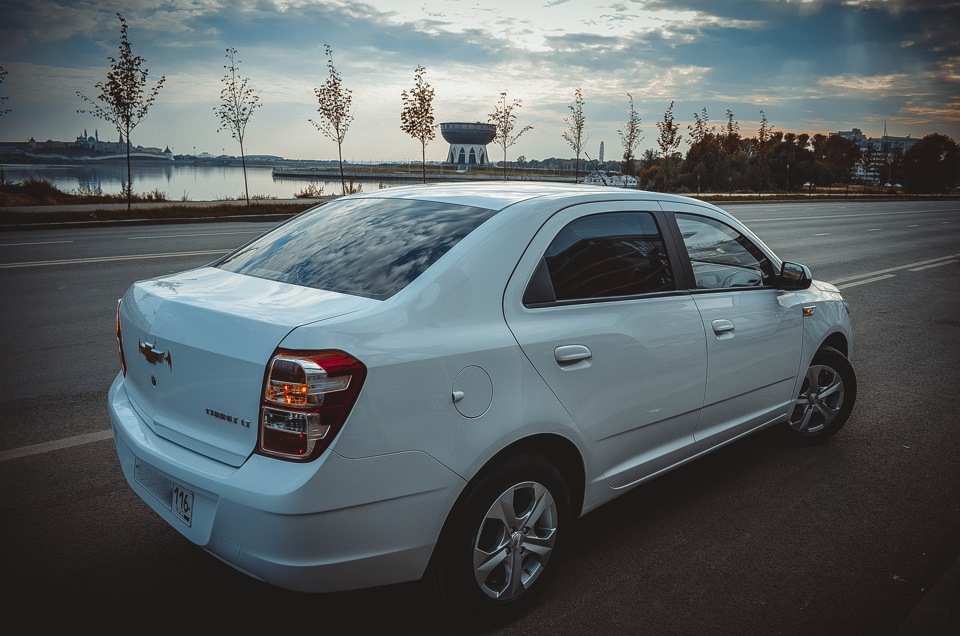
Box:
786, 164, 790, 193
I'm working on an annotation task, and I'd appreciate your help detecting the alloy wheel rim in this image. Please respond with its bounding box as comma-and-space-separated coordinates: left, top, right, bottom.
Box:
788, 363, 845, 434
472, 480, 558, 600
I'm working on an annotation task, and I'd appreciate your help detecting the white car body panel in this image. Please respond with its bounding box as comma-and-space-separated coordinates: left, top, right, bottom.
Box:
503, 201, 707, 489
110, 377, 463, 589
690, 289, 803, 448
118, 266, 377, 466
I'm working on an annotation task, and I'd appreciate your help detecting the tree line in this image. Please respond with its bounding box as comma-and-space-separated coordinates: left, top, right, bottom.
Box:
537, 94, 957, 196
631, 104, 959, 196
8, 13, 957, 207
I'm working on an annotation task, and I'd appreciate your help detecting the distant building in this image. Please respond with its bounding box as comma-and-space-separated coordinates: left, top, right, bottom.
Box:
73, 129, 123, 154
835, 127, 919, 183
0, 130, 172, 161
440, 122, 496, 166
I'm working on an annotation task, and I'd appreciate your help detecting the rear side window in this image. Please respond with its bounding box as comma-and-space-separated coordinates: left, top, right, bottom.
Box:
216, 198, 497, 300
533, 212, 675, 303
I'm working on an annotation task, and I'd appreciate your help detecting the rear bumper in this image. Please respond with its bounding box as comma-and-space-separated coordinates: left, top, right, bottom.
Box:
108, 374, 466, 593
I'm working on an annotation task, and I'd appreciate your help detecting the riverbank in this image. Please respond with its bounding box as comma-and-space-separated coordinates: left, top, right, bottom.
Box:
271, 166, 572, 183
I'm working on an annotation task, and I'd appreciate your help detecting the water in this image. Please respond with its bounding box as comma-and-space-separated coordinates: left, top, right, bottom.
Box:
0, 162, 388, 201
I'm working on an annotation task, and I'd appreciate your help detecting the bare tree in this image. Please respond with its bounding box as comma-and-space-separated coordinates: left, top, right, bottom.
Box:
687, 107, 717, 196
686, 107, 715, 151
721, 109, 741, 157
562, 87, 588, 182
76, 13, 165, 211
400, 65, 436, 184
656, 100, 682, 191
618, 93, 642, 176
488, 91, 533, 180
0, 66, 10, 116
756, 110, 772, 195
310, 44, 354, 195
214, 47, 261, 205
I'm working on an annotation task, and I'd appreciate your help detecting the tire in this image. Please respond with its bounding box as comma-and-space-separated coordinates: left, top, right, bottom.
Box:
428, 452, 572, 624
779, 345, 857, 445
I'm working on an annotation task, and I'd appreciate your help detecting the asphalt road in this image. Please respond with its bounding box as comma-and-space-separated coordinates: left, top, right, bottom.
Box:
1, 200, 958, 634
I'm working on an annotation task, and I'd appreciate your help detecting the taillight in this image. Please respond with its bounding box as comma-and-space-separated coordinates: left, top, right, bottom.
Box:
258, 350, 366, 461
116, 298, 127, 376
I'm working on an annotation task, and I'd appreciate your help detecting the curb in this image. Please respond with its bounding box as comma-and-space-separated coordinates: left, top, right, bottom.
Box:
0, 213, 297, 231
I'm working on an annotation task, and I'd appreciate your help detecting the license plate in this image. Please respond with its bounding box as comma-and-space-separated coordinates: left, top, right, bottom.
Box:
172, 483, 194, 527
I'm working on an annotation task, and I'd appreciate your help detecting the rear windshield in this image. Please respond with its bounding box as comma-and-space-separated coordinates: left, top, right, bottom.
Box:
215, 197, 498, 300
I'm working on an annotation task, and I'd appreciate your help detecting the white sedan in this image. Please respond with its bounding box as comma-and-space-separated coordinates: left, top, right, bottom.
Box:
109, 182, 856, 622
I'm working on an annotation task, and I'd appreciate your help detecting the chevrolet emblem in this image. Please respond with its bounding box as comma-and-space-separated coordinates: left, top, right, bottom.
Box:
138, 339, 172, 370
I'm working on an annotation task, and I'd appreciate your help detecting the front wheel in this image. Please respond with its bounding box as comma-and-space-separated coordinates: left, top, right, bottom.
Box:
428, 452, 572, 623
780, 346, 857, 444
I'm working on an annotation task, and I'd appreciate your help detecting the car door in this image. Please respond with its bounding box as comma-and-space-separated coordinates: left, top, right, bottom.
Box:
503, 202, 707, 489
667, 205, 804, 450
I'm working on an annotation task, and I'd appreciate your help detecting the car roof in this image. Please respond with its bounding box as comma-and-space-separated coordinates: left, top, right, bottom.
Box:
347, 181, 716, 212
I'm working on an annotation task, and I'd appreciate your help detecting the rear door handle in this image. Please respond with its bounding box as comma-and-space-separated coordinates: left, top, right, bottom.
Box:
555, 345, 592, 365
710, 318, 734, 340
711, 319, 735, 338
710, 318, 733, 336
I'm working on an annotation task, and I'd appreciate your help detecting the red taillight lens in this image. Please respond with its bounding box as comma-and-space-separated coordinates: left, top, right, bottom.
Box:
116, 298, 127, 376
258, 350, 366, 462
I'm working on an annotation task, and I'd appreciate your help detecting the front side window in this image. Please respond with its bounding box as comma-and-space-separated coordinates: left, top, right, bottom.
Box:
216, 198, 497, 300
675, 213, 773, 289
536, 212, 675, 302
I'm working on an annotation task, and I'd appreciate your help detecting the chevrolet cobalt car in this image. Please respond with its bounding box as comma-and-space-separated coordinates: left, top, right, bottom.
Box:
109, 183, 855, 621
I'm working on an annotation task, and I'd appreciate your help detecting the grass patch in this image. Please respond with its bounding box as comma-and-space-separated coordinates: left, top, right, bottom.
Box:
0, 178, 326, 226
0, 177, 177, 206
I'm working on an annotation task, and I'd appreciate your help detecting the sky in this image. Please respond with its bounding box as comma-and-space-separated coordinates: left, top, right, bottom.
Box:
1, 0, 958, 163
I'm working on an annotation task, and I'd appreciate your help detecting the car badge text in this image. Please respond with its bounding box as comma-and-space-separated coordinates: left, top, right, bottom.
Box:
205, 408, 252, 428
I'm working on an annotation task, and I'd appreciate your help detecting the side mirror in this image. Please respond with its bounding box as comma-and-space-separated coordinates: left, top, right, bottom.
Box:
780, 261, 812, 290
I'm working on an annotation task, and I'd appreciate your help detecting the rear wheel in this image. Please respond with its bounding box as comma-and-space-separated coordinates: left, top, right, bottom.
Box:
429, 452, 571, 623
781, 346, 856, 444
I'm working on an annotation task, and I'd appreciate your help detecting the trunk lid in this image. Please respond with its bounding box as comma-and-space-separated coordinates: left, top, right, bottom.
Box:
118, 267, 377, 466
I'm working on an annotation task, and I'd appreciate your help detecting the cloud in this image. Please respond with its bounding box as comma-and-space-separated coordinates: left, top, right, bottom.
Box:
2, 0, 958, 159
937, 57, 960, 83
818, 73, 915, 95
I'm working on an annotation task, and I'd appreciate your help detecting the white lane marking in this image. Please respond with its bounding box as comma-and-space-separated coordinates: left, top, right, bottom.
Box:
814, 232, 830, 236
0, 240, 74, 247
127, 231, 260, 240
910, 260, 958, 271
830, 254, 960, 284
942, 221, 951, 224
835, 274, 896, 289
0, 430, 113, 462
0, 249, 229, 269
742, 208, 959, 223
908, 225, 920, 227
868, 228, 882, 232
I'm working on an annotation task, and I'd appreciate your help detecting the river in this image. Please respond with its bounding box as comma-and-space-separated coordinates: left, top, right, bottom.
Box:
0, 162, 392, 201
